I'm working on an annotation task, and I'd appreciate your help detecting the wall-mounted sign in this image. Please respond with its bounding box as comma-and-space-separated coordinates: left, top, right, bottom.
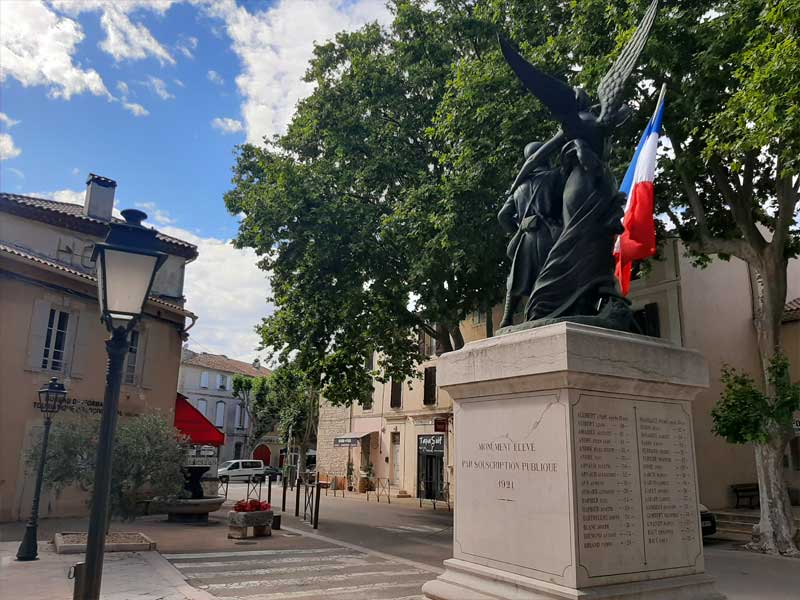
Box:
418, 433, 445, 455
334, 435, 361, 448
32, 398, 138, 418
434, 418, 448, 433
261, 435, 281, 444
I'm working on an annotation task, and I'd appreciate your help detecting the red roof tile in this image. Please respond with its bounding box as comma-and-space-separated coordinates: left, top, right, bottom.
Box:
182, 350, 271, 378
0, 242, 196, 318
0, 193, 197, 259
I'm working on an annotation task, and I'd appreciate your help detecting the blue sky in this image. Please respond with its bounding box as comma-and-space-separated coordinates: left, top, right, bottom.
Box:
1, 0, 390, 360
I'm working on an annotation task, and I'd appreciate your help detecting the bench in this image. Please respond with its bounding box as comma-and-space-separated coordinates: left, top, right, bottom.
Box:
731, 483, 759, 508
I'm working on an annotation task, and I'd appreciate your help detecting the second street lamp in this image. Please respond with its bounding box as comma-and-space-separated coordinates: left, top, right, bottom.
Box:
79, 209, 166, 600
16, 377, 67, 561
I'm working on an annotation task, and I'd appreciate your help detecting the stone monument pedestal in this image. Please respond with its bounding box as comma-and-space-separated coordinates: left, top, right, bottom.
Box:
422, 323, 723, 600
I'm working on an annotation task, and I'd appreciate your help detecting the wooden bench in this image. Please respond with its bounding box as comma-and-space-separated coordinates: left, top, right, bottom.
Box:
731, 483, 759, 508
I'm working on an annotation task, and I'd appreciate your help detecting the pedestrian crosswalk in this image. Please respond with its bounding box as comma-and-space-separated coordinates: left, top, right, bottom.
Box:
165, 547, 431, 600
377, 524, 448, 535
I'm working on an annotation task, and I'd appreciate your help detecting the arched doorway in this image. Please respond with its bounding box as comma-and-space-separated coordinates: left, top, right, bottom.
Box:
253, 444, 271, 465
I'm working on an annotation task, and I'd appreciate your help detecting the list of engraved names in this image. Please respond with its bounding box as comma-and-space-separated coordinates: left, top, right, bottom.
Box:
574, 395, 700, 576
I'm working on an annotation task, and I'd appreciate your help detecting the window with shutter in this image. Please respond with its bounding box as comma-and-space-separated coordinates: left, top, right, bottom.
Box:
200, 371, 209, 388
390, 379, 402, 408
235, 403, 243, 428
41, 308, 70, 372
423, 367, 436, 405
214, 401, 225, 427
197, 399, 207, 416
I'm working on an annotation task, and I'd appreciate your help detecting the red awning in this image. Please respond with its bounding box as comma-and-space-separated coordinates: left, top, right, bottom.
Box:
174, 394, 224, 446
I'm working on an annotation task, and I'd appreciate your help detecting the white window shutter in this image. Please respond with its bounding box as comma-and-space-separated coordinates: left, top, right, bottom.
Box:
200, 371, 209, 388
62, 310, 80, 376
68, 310, 94, 378
26, 299, 51, 371
140, 329, 158, 390
216, 374, 222, 389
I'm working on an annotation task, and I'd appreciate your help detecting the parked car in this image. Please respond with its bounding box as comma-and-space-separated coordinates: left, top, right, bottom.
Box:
699, 504, 717, 537
263, 465, 282, 481
217, 459, 265, 482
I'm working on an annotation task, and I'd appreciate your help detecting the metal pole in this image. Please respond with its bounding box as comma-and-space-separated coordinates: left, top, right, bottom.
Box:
313, 479, 321, 529
282, 474, 288, 512
81, 325, 128, 600
267, 476, 272, 505
16, 415, 52, 561
294, 477, 301, 517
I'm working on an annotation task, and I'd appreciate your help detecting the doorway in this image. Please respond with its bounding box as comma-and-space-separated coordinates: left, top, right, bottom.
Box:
253, 444, 271, 465
417, 433, 445, 500
391, 432, 401, 485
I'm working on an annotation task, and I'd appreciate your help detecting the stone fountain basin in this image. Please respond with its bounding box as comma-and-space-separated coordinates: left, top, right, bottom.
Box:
149, 496, 225, 517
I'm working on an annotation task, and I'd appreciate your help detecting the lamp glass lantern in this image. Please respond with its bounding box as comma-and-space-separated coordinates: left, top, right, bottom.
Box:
91, 209, 167, 327
38, 377, 67, 415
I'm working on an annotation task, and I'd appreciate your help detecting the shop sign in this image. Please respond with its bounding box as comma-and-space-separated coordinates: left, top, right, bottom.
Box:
261, 435, 281, 444
334, 435, 361, 447
434, 418, 448, 433
32, 397, 138, 417
418, 433, 445, 455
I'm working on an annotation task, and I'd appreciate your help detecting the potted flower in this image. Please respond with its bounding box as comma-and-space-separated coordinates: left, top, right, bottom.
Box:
228, 499, 273, 539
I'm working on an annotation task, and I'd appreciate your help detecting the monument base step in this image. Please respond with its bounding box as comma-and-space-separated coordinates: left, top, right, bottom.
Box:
422, 559, 725, 600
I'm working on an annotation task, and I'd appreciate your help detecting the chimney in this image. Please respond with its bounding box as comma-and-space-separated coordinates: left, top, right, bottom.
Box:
252, 358, 261, 369
84, 173, 117, 221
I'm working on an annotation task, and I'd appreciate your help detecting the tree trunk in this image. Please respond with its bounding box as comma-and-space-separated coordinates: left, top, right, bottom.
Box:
450, 324, 465, 350
751, 438, 799, 555
748, 259, 798, 555
435, 323, 453, 355
485, 303, 494, 338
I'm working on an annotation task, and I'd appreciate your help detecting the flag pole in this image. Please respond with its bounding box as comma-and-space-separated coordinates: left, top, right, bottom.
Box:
652, 83, 667, 122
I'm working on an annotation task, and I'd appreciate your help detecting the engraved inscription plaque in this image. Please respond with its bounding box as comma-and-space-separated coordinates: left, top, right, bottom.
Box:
573, 395, 701, 578
455, 394, 572, 577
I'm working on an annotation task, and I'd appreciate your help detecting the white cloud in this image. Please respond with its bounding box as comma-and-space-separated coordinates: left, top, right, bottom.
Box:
0, 133, 22, 160
159, 224, 274, 363
211, 117, 244, 134
207, 69, 224, 85
176, 34, 198, 59
173, 78, 185, 88
144, 75, 175, 100
136, 201, 174, 225
0, 0, 110, 100
116, 81, 130, 96
7, 167, 24, 179
123, 102, 150, 117
203, 0, 391, 144
72, 167, 81, 176
51, 0, 177, 66
0, 113, 20, 127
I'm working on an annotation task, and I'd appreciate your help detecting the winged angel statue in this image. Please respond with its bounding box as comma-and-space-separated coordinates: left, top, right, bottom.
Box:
496, 0, 659, 333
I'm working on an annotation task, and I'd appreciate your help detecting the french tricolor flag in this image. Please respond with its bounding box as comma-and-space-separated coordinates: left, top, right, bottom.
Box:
614, 84, 666, 295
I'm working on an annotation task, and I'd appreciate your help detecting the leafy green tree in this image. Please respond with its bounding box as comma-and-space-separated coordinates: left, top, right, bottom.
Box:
232, 374, 271, 457
252, 365, 318, 476
28, 411, 189, 521
712, 355, 800, 554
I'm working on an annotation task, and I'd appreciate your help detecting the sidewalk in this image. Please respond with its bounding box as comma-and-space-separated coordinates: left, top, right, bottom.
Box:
0, 542, 214, 600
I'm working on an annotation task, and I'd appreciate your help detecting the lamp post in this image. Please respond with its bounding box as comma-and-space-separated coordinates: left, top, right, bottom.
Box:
80, 209, 166, 600
16, 377, 66, 561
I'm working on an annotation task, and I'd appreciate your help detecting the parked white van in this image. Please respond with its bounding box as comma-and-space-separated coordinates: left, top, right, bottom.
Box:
217, 459, 264, 482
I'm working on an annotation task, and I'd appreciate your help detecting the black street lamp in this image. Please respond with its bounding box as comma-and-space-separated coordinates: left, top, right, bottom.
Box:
16, 377, 67, 561
80, 209, 166, 600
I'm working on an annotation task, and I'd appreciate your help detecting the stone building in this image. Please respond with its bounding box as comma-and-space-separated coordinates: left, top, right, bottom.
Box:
0, 176, 197, 521
178, 350, 278, 465
316, 239, 800, 510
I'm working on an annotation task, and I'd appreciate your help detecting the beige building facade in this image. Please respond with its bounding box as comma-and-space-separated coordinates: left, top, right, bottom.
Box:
317, 239, 799, 509
0, 180, 197, 522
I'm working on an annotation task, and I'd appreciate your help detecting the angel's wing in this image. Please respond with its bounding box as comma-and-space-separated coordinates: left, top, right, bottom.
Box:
597, 0, 659, 125
499, 35, 580, 133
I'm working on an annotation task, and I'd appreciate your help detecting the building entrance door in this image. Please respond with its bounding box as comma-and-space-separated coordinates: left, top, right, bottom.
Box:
391, 433, 401, 484
253, 444, 271, 465
417, 433, 445, 499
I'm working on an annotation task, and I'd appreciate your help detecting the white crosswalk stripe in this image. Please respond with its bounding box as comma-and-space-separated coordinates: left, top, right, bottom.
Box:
167, 547, 431, 600
378, 524, 445, 534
